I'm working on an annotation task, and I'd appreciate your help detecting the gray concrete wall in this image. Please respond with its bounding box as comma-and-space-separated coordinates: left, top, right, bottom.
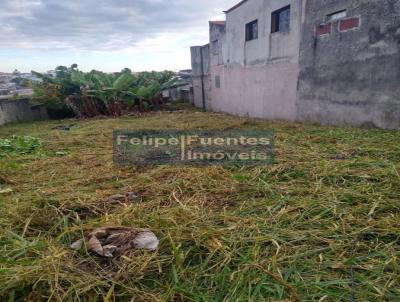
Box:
191, 44, 212, 109
0, 98, 48, 126
298, 0, 400, 129
163, 85, 192, 103
223, 0, 301, 65
210, 22, 226, 67
208, 0, 303, 121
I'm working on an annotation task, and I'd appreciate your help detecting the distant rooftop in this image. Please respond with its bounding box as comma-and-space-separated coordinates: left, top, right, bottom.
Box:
224, 0, 248, 14
209, 21, 226, 25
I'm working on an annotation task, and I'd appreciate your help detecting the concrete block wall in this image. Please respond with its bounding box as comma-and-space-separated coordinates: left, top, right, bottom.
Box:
297, 0, 400, 129
191, 44, 212, 109
0, 98, 48, 126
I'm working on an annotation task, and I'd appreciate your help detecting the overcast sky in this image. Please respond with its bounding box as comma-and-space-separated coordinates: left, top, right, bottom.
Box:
0, 0, 236, 73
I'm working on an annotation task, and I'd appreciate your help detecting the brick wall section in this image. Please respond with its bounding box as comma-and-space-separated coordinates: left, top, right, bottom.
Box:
316, 23, 331, 36
339, 17, 360, 31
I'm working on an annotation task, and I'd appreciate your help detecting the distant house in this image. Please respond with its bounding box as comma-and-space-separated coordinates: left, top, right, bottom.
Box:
191, 0, 400, 129
20, 73, 42, 83
162, 70, 193, 103
0, 89, 11, 96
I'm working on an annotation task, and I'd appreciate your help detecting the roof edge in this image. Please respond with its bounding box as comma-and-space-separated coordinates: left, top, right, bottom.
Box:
224, 0, 248, 14
209, 21, 226, 25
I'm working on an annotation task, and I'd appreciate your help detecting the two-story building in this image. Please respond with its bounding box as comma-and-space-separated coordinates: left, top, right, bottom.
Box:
191, 0, 400, 129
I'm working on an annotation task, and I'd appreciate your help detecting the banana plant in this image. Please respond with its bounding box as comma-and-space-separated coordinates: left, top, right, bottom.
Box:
33, 65, 179, 117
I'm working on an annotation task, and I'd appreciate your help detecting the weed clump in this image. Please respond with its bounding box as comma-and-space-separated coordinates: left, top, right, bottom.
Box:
0, 136, 42, 157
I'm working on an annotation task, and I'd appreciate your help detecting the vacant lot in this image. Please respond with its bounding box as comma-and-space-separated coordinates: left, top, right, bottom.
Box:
0, 108, 399, 301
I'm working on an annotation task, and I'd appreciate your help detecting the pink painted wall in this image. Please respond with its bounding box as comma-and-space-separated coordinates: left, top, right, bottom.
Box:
209, 63, 298, 121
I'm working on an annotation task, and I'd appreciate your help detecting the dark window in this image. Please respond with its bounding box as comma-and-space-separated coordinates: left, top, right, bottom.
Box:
215, 76, 220, 88
245, 20, 258, 41
271, 5, 291, 33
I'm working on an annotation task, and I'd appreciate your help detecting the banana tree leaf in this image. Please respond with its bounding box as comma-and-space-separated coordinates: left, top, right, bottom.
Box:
113, 73, 136, 91
161, 77, 179, 90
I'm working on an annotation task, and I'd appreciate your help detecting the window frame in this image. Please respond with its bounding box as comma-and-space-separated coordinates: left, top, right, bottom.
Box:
271, 5, 291, 34
326, 10, 347, 22
245, 19, 259, 42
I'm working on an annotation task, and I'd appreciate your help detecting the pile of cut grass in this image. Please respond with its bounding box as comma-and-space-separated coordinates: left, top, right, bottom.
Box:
0, 108, 399, 301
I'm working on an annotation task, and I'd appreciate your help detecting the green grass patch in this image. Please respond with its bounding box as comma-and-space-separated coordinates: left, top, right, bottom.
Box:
0, 108, 399, 301
0, 135, 42, 157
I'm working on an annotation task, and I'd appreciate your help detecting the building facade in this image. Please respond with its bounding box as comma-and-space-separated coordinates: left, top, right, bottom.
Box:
191, 0, 400, 129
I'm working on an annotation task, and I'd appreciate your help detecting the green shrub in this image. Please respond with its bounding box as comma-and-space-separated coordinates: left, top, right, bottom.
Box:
32, 65, 179, 118
0, 136, 42, 157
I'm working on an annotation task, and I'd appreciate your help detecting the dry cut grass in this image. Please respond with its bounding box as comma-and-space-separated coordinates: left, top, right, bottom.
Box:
0, 107, 399, 301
